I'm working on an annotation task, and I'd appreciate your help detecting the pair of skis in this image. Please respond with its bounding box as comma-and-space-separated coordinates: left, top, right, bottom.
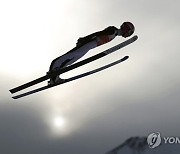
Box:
10, 35, 138, 99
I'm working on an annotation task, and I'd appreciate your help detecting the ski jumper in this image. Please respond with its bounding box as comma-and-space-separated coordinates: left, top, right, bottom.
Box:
49, 26, 118, 72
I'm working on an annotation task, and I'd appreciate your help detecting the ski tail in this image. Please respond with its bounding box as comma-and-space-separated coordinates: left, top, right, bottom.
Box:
9, 75, 49, 94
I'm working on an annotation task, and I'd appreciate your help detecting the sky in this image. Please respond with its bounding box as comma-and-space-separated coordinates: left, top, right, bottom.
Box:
0, 0, 180, 153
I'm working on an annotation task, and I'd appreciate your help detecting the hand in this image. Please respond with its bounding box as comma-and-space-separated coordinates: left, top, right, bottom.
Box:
76, 37, 84, 46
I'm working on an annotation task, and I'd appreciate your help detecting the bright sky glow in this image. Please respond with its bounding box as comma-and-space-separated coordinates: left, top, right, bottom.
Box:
49, 114, 69, 137
53, 116, 65, 128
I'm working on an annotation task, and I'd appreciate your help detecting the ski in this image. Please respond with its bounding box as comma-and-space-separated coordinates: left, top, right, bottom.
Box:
10, 35, 138, 94
12, 56, 129, 99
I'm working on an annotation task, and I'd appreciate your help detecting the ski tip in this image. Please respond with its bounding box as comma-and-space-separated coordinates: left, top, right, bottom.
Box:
132, 35, 138, 41
135, 35, 138, 39
121, 56, 129, 61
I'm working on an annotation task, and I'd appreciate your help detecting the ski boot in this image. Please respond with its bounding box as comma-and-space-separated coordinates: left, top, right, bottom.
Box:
48, 75, 65, 86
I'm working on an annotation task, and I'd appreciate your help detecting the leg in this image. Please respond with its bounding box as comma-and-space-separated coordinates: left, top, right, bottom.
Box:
48, 40, 97, 85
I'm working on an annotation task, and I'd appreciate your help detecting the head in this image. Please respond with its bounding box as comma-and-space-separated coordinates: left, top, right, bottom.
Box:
118, 22, 135, 38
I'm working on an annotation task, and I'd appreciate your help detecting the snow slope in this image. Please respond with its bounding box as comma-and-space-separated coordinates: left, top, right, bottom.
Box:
106, 137, 180, 154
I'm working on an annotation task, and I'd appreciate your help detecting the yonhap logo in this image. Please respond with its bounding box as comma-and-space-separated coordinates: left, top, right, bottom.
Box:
147, 132, 180, 149
147, 132, 161, 148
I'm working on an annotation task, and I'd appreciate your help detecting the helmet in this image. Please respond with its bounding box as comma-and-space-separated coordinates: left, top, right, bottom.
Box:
120, 22, 135, 38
